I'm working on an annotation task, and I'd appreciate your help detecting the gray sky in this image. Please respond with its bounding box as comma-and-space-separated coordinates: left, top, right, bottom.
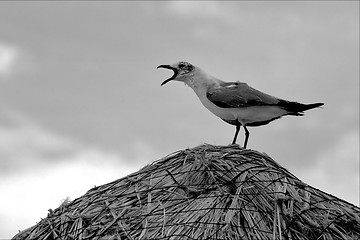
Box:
0, 1, 359, 237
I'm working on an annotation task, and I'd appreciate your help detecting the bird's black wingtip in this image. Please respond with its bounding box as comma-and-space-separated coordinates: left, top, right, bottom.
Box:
278, 100, 324, 112
309, 102, 324, 109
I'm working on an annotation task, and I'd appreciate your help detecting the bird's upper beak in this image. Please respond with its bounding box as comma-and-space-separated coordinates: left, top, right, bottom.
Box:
157, 65, 179, 86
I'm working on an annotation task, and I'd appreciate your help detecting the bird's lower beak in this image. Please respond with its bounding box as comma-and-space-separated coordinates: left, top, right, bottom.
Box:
157, 65, 179, 86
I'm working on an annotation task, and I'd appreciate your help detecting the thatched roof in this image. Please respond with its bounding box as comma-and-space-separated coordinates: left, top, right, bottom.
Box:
13, 144, 360, 240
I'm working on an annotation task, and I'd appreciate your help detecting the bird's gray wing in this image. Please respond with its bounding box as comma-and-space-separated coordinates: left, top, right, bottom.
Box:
206, 82, 280, 108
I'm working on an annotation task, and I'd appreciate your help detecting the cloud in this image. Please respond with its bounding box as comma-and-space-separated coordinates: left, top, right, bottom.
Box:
0, 43, 18, 79
162, 2, 239, 39
0, 149, 140, 238
0, 111, 143, 237
164, 1, 236, 23
298, 131, 359, 206
0, 111, 80, 174
166, 1, 220, 18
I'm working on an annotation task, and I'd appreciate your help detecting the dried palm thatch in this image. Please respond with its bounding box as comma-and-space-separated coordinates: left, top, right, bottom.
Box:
13, 144, 360, 240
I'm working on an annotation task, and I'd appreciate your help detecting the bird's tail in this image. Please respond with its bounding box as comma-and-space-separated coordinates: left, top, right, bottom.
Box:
278, 100, 324, 115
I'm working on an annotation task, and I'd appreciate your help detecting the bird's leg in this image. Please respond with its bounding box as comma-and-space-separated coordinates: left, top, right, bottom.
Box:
232, 124, 241, 144
243, 126, 249, 149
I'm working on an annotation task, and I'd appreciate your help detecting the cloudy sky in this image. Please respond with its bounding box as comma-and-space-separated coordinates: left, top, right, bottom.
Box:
0, 1, 358, 237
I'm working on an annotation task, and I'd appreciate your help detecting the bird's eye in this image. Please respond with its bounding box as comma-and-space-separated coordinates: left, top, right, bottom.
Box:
179, 63, 185, 69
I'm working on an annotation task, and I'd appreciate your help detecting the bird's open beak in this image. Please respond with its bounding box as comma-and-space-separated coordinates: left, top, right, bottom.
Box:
157, 65, 179, 86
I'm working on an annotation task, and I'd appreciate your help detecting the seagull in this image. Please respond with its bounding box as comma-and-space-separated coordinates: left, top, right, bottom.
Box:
158, 61, 324, 148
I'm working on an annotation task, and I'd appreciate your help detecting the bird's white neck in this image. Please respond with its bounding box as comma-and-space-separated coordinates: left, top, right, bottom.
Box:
183, 69, 222, 95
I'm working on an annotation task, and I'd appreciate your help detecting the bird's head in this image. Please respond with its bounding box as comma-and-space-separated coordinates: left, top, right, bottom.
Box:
157, 61, 196, 86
